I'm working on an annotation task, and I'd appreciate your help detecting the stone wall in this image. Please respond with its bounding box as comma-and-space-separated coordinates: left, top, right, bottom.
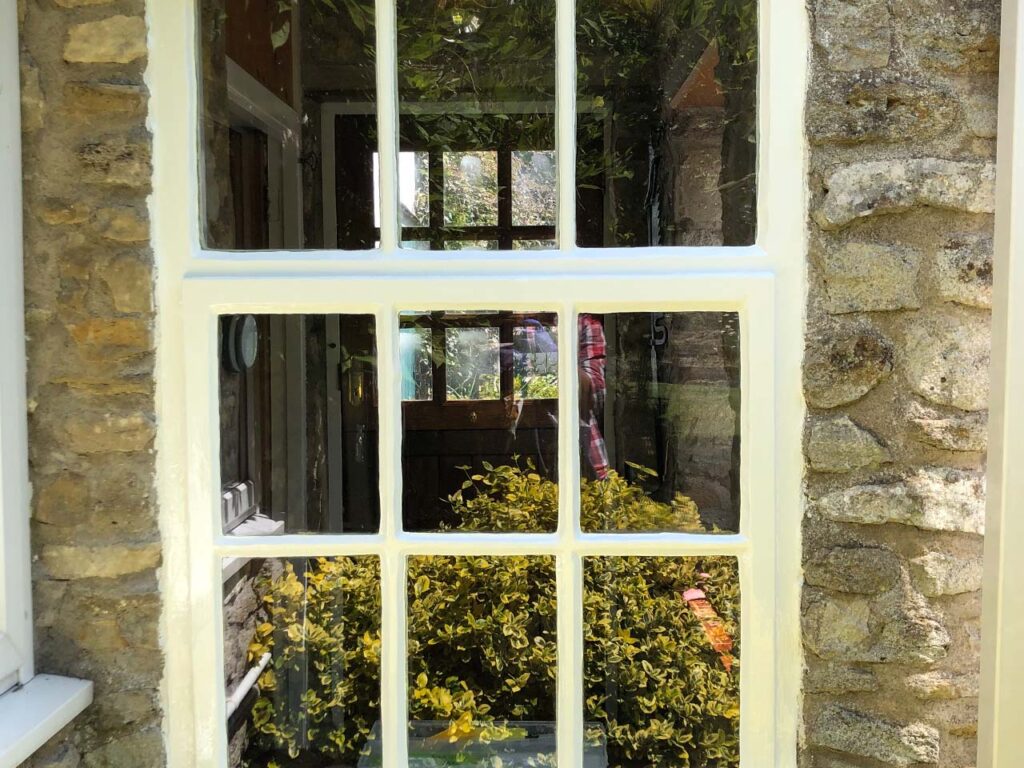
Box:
801, 0, 997, 762
17, 0, 162, 766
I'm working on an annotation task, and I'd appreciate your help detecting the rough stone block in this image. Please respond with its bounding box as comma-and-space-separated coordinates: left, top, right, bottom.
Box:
63, 410, 155, 454
64, 82, 146, 116
78, 140, 151, 188
803, 586, 949, 663
805, 546, 901, 593
808, 705, 940, 765
815, 159, 996, 230
20, 60, 44, 133
41, 542, 160, 579
100, 254, 153, 314
804, 323, 894, 408
933, 234, 993, 308
893, 0, 1000, 73
820, 242, 921, 313
804, 662, 878, 693
910, 402, 988, 452
807, 415, 891, 472
92, 207, 148, 243
904, 312, 991, 411
910, 551, 984, 596
64, 16, 147, 65
810, 467, 985, 533
808, 74, 958, 145
814, 0, 891, 71
906, 669, 980, 700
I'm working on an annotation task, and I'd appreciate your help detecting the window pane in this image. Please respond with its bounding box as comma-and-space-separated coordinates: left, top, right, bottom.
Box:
513, 324, 559, 400
199, 0, 379, 250
218, 314, 379, 534
402, 312, 559, 532
444, 151, 499, 227
404, 556, 557, 766
578, 312, 740, 533
576, 2, 757, 247
397, 0, 557, 251
223, 556, 381, 768
584, 556, 740, 768
512, 150, 557, 226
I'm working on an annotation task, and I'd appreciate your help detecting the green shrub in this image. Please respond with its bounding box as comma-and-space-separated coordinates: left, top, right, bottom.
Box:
244, 464, 739, 768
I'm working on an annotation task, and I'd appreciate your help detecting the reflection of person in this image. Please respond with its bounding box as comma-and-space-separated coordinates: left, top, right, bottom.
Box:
579, 314, 609, 479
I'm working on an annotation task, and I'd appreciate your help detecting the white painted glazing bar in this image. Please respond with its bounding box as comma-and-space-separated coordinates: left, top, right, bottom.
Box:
213, 532, 750, 559
374, 0, 400, 252
376, 306, 408, 768
556, 302, 582, 766
556, 0, 577, 250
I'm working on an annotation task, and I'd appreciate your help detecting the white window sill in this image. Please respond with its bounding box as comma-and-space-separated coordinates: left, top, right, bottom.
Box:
0, 674, 93, 768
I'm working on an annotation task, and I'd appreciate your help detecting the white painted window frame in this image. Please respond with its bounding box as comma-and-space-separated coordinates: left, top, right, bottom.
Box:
225, 58, 304, 249
0, 0, 31, 698
0, 0, 94, 763
979, 0, 1024, 762
148, 0, 808, 766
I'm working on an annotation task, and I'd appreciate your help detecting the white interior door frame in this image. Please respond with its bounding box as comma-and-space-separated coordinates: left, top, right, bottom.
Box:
979, 0, 1024, 761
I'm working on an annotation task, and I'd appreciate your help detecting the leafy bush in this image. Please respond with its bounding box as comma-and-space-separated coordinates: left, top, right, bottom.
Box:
243, 465, 739, 768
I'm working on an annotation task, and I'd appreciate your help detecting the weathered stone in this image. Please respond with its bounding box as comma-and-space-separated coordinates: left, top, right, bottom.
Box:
910, 402, 988, 452
810, 467, 985, 533
69, 318, 150, 350
20, 60, 44, 133
910, 551, 984, 596
808, 705, 940, 765
78, 140, 151, 188
55, 0, 116, 6
63, 411, 155, 454
933, 234, 993, 308
905, 312, 991, 411
805, 546, 901, 593
906, 670, 980, 700
804, 663, 878, 694
36, 199, 91, 226
64, 16, 147, 65
803, 587, 949, 663
89, 690, 158, 727
23, 735, 81, 768
819, 242, 921, 313
64, 82, 146, 117
41, 543, 160, 580
965, 88, 999, 138
804, 324, 894, 408
807, 74, 958, 144
815, 159, 996, 230
35, 472, 89, 526
100, 254, 153, 314
814, 0, 891, 71
81, 730, 163, 768
92, 207, 148, 243
893, 0, 1000, 73
807, 415, 891, 472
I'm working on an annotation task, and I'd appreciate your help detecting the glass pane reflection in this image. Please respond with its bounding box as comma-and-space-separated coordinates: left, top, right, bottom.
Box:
584, 556, 740, 768
401, 311, 559, 532
218, 314, 380, 534
576, 1, 757, 247
578, 312, 740, 533
397, 0, 557, 250
405, 555, 557, 767
223, 556, 381, 768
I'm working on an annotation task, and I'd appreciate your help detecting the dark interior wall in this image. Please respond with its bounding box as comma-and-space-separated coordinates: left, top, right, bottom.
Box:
225, 0, 295, 105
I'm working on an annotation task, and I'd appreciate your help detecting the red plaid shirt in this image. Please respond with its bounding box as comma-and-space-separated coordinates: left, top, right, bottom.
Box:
579, 314, 609, 479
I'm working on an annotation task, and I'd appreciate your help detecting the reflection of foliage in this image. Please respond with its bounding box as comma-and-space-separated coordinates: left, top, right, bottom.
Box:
445, 327, 500, 401
245, 464, 739, 768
